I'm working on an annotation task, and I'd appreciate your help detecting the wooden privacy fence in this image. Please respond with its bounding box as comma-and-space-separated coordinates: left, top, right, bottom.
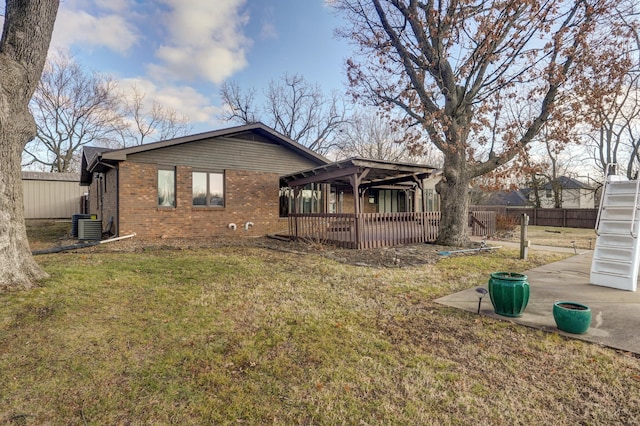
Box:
469, 211, 496, 237
504, 208, 597, 228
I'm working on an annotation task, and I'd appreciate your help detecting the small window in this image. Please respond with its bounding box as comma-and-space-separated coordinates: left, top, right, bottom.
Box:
193, 171, 224, 207
158, 167, 176, 207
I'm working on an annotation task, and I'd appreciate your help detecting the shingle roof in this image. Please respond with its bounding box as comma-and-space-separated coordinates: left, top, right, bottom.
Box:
541, 176, 593, 190
21, 171, 80, 182
481, 190, 530, 206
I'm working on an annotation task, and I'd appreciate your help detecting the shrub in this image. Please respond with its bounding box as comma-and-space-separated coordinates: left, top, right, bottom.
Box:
496, 214, 519, 231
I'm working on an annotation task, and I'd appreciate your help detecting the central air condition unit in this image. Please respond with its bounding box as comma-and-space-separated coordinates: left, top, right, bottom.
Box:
78, 219, 102, 241
71, 214, 93, 238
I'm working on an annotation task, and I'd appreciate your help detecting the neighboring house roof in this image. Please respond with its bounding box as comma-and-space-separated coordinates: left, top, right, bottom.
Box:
482, 190, 530, 206
21, 171, 80, 182
80, 122, 329, 185
281, 157, 439, 189
542, 176, 593, 190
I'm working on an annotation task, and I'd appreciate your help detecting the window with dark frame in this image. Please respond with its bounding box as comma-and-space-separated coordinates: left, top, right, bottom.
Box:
192, 171, 224, 207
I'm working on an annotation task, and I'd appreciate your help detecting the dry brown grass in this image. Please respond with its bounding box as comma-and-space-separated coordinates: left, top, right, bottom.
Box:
1, 222, 638, 424
496, 225, 597, 250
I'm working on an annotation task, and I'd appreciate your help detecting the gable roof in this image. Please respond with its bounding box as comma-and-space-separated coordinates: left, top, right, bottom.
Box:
481, 189, 530, 206
81, 123, 329, 185
541, 176, 593, 190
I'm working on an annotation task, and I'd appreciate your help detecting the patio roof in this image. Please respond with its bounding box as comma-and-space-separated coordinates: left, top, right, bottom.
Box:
281, 157, 439, 189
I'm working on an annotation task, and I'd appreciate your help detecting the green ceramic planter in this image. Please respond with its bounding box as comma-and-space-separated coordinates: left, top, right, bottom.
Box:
553, 301, 591, 334
488, 272, 530, 317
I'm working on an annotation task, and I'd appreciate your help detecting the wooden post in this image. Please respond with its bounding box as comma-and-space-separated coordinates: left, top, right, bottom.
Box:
520, 213, 529, 260
349, 173, 361, 249
293, 187, 300, 239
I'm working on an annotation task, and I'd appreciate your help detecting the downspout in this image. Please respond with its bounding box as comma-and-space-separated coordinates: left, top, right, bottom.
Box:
115, 164, 119, 236
98, 173, 103, 221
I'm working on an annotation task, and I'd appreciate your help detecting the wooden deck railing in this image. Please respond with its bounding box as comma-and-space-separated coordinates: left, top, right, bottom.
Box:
288, 213, 357, 248
288, 212, 441, 249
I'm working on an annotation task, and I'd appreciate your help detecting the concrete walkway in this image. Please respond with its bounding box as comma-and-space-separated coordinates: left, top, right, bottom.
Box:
435, 242, 640, 354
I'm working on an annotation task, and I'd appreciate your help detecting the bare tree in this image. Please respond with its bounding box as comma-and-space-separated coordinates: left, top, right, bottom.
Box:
116, 85, 192, 147
335, 110, 442, 164
583, 3, 640, 179
24, 50, 121, 172
333, 0, 634, 245
523, 122, 583, 207
220, 73, 349, 155
0, 0, 59, 291
219, 80, 258, 124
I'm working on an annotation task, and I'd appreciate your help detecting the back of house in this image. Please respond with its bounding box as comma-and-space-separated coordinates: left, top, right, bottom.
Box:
80, 123, 328, 239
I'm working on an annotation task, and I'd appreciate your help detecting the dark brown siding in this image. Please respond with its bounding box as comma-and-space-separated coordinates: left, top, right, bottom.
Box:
87, 168, 118, 235
126, 137, 319, 175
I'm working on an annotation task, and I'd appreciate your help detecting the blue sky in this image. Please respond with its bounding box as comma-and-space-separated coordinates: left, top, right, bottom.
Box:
48, 0, 353, 132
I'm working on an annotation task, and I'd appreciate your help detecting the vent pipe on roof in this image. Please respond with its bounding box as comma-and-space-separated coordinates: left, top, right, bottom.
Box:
228, 223, 237, 231
244, 222, 254, 231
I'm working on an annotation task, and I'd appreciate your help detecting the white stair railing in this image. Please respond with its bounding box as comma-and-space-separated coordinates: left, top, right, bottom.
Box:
631, 175, 640, 238
595, 163, 617, 236
594, 176, 609, 237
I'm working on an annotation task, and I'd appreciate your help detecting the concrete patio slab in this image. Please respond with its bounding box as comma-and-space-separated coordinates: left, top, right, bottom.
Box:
436, 248, 640, 354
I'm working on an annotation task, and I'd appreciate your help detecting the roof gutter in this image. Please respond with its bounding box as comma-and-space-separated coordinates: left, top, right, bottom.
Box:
88, 157, 117, 175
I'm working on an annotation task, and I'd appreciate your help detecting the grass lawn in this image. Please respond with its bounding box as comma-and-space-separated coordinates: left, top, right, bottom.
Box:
498, 225, 597, 250
1, 223, 639, 424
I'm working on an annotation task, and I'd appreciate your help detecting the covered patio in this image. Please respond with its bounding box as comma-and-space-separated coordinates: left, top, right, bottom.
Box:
281, 158, 441, 249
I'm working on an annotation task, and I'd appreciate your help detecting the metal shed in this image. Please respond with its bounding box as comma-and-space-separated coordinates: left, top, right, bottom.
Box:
22, 171, 85, 219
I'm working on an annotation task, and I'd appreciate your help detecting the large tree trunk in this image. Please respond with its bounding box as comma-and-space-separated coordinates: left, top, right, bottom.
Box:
0, 89, 48, 290
435, 171, 471, 247
0, 0, 60, 291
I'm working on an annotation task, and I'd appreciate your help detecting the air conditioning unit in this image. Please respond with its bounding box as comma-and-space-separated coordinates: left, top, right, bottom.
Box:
71, 214, 93, 238
78, 219, 102, 241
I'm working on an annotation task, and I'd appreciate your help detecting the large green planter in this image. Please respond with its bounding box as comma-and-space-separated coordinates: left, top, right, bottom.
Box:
488, 272, 530, 317
553, 301, 591, 334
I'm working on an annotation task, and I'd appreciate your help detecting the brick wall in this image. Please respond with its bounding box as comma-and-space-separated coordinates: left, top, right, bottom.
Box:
116, 162, 281, 239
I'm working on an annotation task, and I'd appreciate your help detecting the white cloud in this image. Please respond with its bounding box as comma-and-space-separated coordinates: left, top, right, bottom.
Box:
120, 78, 221, 126
38, 0, 249, 130
258, 6, 277, 40
260, 22, 278, 40
52, 6, 138, 53
150, 0, 252, 84
94, 0, 129, 12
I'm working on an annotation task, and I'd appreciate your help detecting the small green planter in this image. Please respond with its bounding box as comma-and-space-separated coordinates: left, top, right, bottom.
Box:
553, 301, 591, 334
488, 272, 530, 317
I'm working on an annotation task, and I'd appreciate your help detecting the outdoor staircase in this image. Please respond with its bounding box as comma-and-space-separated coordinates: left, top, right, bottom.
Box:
591, 174, 640, 291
